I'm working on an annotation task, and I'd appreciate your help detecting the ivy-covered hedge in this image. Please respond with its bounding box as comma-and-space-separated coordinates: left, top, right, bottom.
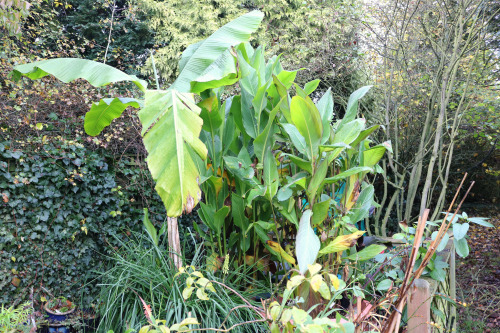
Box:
0, 138, 196, 306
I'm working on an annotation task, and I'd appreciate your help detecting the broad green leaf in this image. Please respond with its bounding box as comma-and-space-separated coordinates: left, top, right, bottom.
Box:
322, 167, 373, 185
291, 96, 323, 159
199, 202, 216, 231
85, 97, 142, 136
296, 210, 320, 274
350, 125, 380, 147
311, 198, 330, 226
376, 279, 392, 291
332, 119, 365, 145
213, 206, 230, 234
430, 267, 446, 282
348, 185, 374, 223
345, 244, 386, 261
307, 158, 328, 198
338, 86, 372, 130
454, 238, 469, 258
316, 88, 334, 144
142, 208, 158, 246
231, 193, 249, 231
431, 231, 450, 252
264, 147, 279, 200
453, 223, 469, 241
282, 153, 312, 173
171, 11, 264, 93
11, 58, 147, 92
467, 217, 493, 227
198, 96, 223, 133
254, 101, 281, 163
282, 124, 308, 157
363, 145, 387, 168
178, 41, 202, 73
277, 172, 308, 202
190, 48, 239, 93
139, 90, 207, 217
224, 156, 257, 186
304, 79, 320, 95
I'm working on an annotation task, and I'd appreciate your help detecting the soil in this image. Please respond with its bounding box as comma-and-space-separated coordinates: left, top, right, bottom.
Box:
456, 204, 500, 332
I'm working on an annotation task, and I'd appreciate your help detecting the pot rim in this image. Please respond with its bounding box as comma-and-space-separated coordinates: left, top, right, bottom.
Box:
44, 302, 76, 316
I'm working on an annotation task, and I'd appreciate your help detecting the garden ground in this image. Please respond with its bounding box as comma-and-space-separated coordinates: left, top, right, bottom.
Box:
457, 204, 500, 332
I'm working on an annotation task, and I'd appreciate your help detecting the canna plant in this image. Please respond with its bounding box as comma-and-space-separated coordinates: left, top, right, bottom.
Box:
10, 11, 388, 278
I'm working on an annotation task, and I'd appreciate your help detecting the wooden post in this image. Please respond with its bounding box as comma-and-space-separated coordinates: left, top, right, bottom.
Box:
167, 217, 182, 269
407, 279, 432, 332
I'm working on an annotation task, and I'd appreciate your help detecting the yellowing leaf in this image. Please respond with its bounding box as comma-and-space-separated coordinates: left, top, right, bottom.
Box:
180, 318, 200, 326
328, 274, 340, 290
310, 274, 323, 292
182, 287, 194, 300
267, 240, 296, 265
307, 263, 322, 276
318, 231, 365, 256
287, 275, 305, 290
196, 288, 209, 301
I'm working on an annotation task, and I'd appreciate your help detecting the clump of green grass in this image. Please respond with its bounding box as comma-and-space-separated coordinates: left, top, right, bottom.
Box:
94, 231, 269, 332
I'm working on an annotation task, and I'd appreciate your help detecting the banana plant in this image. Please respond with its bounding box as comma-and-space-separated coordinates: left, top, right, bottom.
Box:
10, 11, 265, 218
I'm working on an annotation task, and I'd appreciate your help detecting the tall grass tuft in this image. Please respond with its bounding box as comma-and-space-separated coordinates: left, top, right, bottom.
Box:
95, 231, 269, 332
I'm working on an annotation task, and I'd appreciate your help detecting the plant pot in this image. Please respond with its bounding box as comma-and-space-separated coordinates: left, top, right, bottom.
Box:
44, 303, 75, 332
79, 308, 100, 333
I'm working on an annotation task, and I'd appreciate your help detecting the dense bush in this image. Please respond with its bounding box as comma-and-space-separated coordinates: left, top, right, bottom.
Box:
0, 138, 197, 307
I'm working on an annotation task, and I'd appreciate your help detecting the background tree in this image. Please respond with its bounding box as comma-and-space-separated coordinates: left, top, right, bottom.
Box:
362, 0, 499, 235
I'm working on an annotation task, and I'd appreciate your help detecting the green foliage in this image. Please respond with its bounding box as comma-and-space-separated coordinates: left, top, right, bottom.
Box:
11, 11, 264, 217
97, 230, 268, 332
0, 138, 196, 306
134, 0, 248, 83
0, 0, 30, 37
0, 302, 32, 333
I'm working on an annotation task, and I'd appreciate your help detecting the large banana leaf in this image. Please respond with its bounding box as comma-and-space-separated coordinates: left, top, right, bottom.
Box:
139, 90, 208, 217
11, 58, 147, 136
85, 98, 142, 136
172, 10, 264, 93
11, 58, 147, 91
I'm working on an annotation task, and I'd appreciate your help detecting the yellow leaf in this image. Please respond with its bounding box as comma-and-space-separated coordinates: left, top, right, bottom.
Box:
286, 275, 305, 290
158, 326, 170, 333
310, 274, 323, 292
318, 231, 365, 256
328, 274, 340, 290
11, 256, 16, 262
196, 288, 209, 301
179, 318, 199, 326
182, 287, 194, 300
307, 263, 322, 276
266, 240, 296, 265
138, 325, 150, 333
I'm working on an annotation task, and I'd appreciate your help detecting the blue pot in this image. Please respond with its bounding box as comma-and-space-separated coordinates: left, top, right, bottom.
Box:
44, 303, 75, 331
